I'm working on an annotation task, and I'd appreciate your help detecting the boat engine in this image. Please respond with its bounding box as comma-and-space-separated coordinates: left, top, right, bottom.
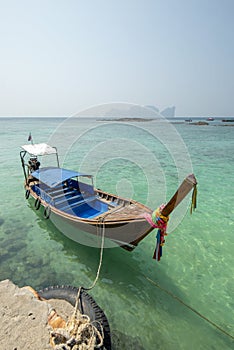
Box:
28, 157, 40, 172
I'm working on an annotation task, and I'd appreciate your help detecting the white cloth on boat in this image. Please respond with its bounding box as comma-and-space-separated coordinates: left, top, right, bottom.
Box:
21, 143, 57, 156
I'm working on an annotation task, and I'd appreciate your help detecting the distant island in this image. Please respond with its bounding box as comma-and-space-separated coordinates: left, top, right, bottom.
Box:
101, 104, 176, 119
145, 105, 176, 118
99, 117, 153, 122
73, 103, 176, 119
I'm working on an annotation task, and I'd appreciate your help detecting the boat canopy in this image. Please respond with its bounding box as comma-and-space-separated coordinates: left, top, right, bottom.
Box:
31, 167, 92, 188
21, 143, 57, 156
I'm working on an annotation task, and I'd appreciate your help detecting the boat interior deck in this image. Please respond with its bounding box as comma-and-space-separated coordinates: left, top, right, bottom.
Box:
30, 179, 151, 221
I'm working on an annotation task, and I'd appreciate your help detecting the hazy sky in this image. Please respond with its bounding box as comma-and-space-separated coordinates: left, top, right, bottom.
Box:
0, 0, 233, 116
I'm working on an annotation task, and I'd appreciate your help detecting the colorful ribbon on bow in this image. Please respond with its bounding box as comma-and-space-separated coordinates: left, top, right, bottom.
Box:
144, 204, 169, 261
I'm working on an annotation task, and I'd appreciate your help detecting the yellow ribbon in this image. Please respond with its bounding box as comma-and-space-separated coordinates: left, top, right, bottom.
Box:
190, 184, 197, 214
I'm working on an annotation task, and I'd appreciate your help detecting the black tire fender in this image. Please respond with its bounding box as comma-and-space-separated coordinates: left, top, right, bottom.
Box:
38, 285, 111, 350
25, 189, 30, 199
43, 206, 51, 219
34, 198, 41, 210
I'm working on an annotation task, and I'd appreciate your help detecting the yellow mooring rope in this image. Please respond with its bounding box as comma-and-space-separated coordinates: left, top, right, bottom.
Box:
145, 276, 234, 341
83, 216, 106, 291
49, 218, 107, 349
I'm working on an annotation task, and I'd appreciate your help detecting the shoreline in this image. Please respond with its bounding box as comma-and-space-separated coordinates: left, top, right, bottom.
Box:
0, 280, 73, 350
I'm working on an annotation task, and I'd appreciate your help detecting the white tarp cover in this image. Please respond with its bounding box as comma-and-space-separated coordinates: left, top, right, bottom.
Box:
21, 143, 57, 156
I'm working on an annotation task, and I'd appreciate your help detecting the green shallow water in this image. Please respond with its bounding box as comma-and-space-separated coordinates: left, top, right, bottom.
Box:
0, 117, 233, 349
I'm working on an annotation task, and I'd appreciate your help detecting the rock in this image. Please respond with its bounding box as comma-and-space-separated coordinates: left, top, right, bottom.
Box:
0, 280, 52, 349
111, 330, 145, 349
1, 237, 27, 257
26, 255, 43, 268
0, 249, 9, 262
191, 121, 209, 125
4, 229, 11, 235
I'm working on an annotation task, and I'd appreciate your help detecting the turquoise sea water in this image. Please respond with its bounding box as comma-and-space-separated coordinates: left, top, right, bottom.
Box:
0, 116, 233, 349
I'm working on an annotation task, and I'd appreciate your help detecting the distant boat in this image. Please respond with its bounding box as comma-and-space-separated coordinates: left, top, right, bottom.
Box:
185, 119, 192, 122
20, 142, 197, 253
206, 117, 214, 121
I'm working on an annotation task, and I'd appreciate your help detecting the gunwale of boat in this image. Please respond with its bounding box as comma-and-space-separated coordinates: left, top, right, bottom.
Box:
26, 180, 152, 224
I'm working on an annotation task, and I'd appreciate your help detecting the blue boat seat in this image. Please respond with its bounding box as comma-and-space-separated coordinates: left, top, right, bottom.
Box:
57, 195, 97, 212
47, 186, 67, 195
52, 190, 76, 199
55, 193, 83, 207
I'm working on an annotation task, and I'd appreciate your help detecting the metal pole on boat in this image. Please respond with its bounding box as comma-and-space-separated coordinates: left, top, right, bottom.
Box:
53, 147, 60, 167
20, 150, 27, 181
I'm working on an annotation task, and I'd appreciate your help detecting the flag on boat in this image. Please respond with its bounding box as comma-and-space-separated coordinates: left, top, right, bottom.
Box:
28, 132, 32, 142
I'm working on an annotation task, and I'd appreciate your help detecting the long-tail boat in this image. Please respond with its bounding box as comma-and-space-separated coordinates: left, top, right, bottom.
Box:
20, 143, 197, 255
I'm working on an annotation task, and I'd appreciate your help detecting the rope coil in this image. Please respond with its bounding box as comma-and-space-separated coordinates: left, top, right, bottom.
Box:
49, 217, 107, 349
